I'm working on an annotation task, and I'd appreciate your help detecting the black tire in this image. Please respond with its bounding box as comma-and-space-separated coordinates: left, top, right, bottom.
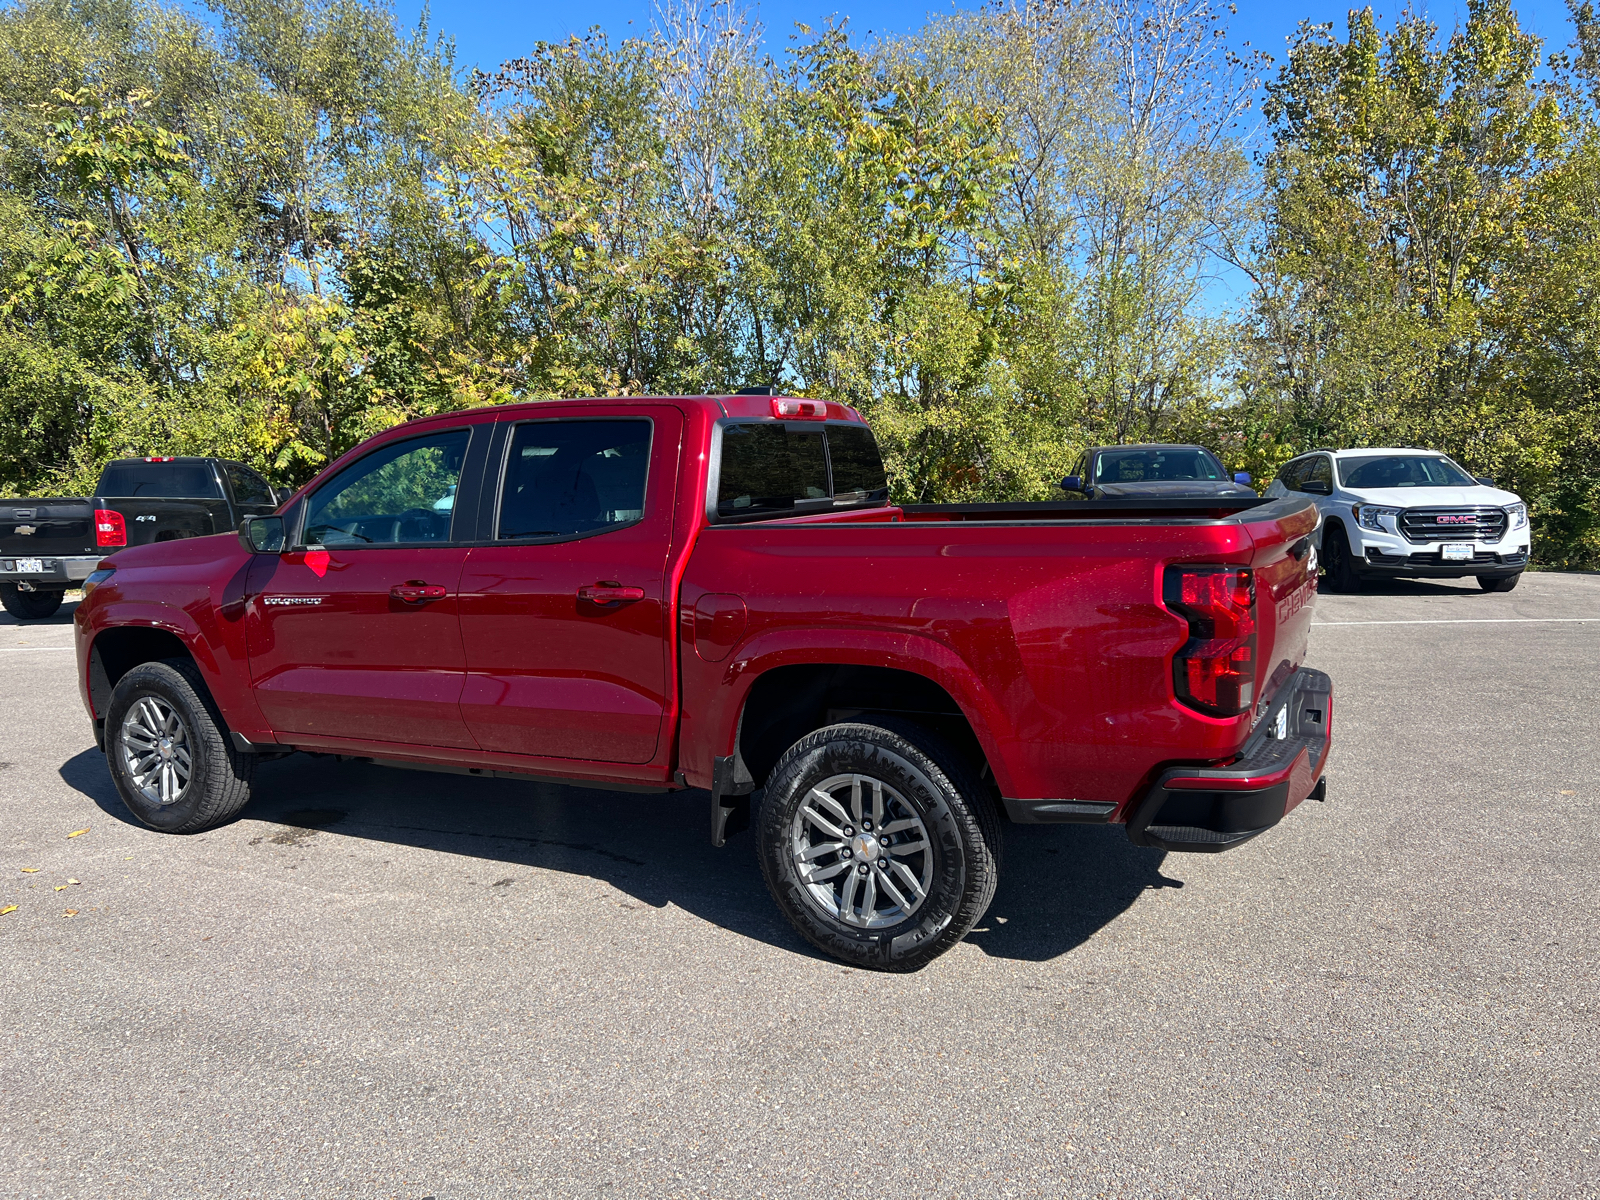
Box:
104, 659, 255, 833
1320, 522, 1363, 593
1478, 572, 1522, 592
757, 719, 1001, 972
1, 584, 64, 620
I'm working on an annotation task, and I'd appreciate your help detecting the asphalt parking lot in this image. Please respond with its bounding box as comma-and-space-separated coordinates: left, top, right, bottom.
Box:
2, 573, 1598, 1199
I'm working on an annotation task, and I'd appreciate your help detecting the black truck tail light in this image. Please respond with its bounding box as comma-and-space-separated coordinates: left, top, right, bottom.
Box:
1163, 565, 1257, 717
95, 508, 127, 547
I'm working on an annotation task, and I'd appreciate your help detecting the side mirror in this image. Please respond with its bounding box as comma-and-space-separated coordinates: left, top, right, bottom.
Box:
239, 515, 286, 554
1300, 479, 1332, 496
1060, 475, 1083, 493
1476, 475, 1496, 487
1234, 472, 1252, 486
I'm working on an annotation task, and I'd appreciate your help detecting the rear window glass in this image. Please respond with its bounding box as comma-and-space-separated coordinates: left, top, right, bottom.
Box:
717, 421, 889, 518
828, 425, 890, 498
96, 461, 222, 498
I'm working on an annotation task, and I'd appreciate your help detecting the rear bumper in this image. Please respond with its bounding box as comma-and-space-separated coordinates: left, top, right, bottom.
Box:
1126, 667, 1332, 853
0, 555, 100, 585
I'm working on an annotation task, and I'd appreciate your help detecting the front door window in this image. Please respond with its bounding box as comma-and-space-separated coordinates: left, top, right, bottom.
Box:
304, 431, 468, 547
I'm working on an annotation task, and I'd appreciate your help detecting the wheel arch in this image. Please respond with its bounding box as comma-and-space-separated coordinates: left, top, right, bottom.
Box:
87, 622, 204, 720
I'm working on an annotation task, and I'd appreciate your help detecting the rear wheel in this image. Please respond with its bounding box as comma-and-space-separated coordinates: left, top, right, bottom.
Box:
105, 659, 255, 833
1320, 523, 1363, 593
1, 584, 64, 620
1478, 572, 1522, 593
757, 720, 1001, 972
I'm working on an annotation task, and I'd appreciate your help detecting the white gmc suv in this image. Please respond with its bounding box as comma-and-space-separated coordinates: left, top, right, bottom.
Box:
1263, 448, 1530, 593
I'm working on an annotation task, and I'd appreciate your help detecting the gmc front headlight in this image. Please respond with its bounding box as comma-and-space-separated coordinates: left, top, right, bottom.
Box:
1505, 502, 1528, 531
1356, 505, 1402, 532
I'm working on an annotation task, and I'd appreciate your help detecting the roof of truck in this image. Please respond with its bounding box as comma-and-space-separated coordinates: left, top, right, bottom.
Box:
410, 394, 869, 426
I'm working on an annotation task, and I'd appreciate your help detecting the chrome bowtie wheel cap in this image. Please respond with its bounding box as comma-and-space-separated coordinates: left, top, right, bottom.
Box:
790, 772, 935, 930
851, 832, 882, 862
121, 697, 193, 806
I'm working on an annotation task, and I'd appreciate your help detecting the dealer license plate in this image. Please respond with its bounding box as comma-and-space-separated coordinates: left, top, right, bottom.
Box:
14, 558, 43, 573
1441, 543, 1473, 562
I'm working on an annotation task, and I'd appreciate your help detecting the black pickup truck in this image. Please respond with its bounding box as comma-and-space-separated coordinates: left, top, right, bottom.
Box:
0, 457, 282, 619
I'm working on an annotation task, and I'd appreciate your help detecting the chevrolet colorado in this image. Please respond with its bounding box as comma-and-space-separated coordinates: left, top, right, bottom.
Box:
73, 395, 1332, 970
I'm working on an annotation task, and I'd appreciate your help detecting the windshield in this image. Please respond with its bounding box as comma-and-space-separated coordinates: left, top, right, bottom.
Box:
1094, 447, 1225, 483
1337, 455, 1475, 489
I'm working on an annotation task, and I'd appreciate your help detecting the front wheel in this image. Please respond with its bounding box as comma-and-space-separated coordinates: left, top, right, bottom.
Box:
1479, 572, 1522, 592
1, 584, 64, 620
757, 720, 1001, 972
105, 659, 256, 833
1320, 524, 1363, 593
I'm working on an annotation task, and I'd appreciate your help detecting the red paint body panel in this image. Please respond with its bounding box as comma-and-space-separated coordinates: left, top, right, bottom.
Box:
243, 546, 477, 748
73, 394, 1327, 822
74, 532, 273, 742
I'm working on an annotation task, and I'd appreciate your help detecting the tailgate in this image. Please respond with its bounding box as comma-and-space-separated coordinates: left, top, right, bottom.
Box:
101, 497, 228, 547
0, 498, 96, 559
1240, 497, 1321, 715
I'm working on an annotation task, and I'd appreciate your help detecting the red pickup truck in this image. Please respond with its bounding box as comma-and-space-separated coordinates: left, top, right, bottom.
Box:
73, 394, 1331, 970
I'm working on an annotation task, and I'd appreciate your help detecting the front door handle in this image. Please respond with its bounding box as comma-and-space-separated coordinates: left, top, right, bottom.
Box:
391, 581, 448, 604
578, 583, 645, 605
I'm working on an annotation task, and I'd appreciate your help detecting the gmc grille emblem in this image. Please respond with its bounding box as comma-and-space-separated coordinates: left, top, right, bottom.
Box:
1436, 515, 1474, 524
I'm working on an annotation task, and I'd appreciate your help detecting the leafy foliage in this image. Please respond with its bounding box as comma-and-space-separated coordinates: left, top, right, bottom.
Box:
1, 0, 1597, 565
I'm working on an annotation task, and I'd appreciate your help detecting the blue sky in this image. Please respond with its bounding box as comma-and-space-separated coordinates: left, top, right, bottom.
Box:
381, 0, 1580, 315
392, 0, 1583, 74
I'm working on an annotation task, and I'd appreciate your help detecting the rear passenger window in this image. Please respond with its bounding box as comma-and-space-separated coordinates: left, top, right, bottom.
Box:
497, 420, 652, 540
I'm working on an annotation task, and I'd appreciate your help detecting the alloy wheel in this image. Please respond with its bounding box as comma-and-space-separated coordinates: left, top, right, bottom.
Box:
120, 695, 193, 806
789, 772, 935, 929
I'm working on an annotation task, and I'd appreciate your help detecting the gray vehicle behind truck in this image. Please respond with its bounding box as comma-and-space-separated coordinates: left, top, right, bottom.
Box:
1, 457, 281, 619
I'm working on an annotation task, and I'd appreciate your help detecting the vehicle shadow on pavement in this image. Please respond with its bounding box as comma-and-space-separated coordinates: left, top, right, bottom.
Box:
1317, 577, 1486, 597
62, 747, 1176, 966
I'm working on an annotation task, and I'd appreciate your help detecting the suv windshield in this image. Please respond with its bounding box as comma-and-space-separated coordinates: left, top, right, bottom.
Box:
1094, 447, 1225, 483
1338, 455, 1475, 489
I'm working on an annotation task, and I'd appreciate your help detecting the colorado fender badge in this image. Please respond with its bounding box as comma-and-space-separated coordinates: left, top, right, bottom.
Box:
263, 596, 324, 606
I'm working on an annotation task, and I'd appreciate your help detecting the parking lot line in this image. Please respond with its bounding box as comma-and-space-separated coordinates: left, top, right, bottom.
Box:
1313, 617, 1596, 626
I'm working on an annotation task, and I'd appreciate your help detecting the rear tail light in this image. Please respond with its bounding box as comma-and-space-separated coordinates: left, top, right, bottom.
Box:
1163, 565, 1256, 717
94, 508, 127, 547
771, 398, 827, 419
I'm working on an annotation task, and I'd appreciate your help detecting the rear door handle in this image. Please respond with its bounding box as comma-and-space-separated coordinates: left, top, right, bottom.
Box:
391, 581, 448, 603
578, 583, 645, 605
